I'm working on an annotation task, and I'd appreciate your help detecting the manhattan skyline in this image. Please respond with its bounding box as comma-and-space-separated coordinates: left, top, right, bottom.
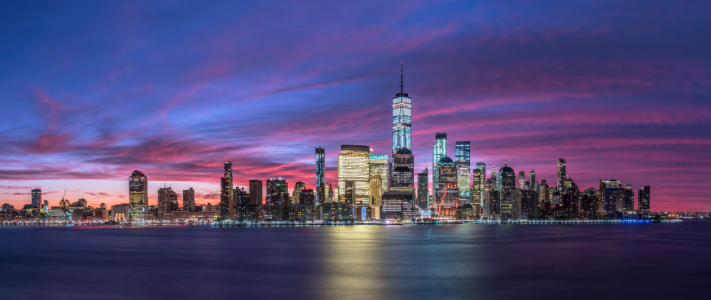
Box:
1, 1, 710, 211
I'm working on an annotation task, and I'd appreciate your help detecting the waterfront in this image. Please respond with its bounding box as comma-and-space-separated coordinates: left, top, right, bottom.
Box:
1, 221, 710, 300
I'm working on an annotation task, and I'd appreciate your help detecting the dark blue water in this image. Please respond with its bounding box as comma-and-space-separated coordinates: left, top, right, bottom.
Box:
1, 222, 710, 299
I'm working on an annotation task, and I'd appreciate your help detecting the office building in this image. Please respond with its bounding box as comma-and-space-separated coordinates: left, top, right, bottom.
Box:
638, 186, 650, 215
436, 156, 458, 216
455, 141, 471, 203
557, 158, 566, 194
391, 149, 414, 193
316, 147, 325, 204
293, 181, 306, 204
338, 145, 372, 206
518, 171, 525, 189
369, 155, 389, 194
129, 170, 148, 223
432, 133, 447, 191
220, 161, 235, 219
417, 168, 429, 209
392, 62, 412, 156
157, 187, 177, 220
31, 189, 41, 208
249, 180, 263, 206
497, 163, 516, 190
266, 178, 288, 205
183, 188, 195, 212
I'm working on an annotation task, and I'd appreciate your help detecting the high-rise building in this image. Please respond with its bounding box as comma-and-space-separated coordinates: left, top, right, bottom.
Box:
293, 181, 306, 204
316, 147, 325, 204
266, 178, 288, 205
472, 169, 482, 206
157, 187, 177, 220
455, 141, 471, 203
432, 133, 447, 191
600, 179, 622, 213
31, 189, 41, 208
417, 168, 429, 209
391, 149, 414, 193
435, 156, 458, 216
518, 171, 525, 190
497, 162, 515, 190
638, 186, 650, 214
392, 62, 412, 156
622, 184, 635, 212
476, 162, 486, 207
249, 180, 263, 206
183, 188, 195, 212
338, 145, 372, 207
529, 170, 536, 188
557, 158, 567, 194
220, 161, 235, 219
129, 170, 148, 223
369, 155, 389, 194
369, 175, 382, 207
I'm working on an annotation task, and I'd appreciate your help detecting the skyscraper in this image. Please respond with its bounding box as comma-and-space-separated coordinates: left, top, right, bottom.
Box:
638, 186, 650, 214
266, 178, 288, 205
472, 169, 481, 205
392, 62, 412, 156
129, 170, 148, 223
249, 180, 263, 206
183, 188, 195, 212
529, 170, 536, 188
338, 145, 372, 206
31, 189, 41, 208
436, 157, 458, 216
455, 141, 471, 203
157, 187, 177, 220
293, 181, 306, 204
220, 161, 235, 219
316, 147, 325, 204
476, 162, 486, 207
391, 149, 414, 193
518, 171, 525, 190
369, 155, 389, 194
417, 168, 429, 209
497, 163, 516, 190
369, 175, 382, 207
557, 158, 566, 194
432, 133, 447, 191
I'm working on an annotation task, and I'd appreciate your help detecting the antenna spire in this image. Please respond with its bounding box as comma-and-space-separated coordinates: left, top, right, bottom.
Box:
400, 62, 403, 93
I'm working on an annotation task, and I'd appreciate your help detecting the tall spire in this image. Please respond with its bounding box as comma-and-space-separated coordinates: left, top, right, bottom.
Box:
400, 62, 403, 93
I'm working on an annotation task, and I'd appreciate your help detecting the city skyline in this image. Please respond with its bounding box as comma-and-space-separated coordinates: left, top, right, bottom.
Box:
1, 1, 710, 211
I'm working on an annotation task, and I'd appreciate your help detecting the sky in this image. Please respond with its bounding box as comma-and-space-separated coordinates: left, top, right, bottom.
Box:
0, 0, 710, 211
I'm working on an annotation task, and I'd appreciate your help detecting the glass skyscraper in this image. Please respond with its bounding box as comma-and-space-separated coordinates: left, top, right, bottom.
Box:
338, 145, 372, 206
31, 189, 41, 208
369, 155, 389, 195
417, 168, 428, 209
432, 133, 447, 191
220, 161, 234, 219
455, 141, 470, 203
316, 147, 325, 204
476, 162, 486, 207
129, 170, 148, 223
557, 157, 566, 194
392, 63, 412, 156
436, 156, 458, 216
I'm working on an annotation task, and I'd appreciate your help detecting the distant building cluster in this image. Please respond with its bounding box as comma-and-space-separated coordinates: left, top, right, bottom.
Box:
0, 64, 672, 224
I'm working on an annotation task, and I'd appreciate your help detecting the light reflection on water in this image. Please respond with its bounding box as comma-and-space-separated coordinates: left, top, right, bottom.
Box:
0, 222, 709, 299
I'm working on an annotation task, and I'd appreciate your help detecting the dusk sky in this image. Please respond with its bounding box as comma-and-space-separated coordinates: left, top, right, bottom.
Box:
1, 1, 709, 211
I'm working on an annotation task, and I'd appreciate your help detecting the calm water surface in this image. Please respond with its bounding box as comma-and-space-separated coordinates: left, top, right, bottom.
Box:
1, 222, 710, 299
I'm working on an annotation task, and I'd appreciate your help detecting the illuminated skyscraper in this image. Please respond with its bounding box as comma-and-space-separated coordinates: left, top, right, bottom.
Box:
369, 175, 382, 207
557, 158, 567, 194
417, 168, 429, 209
497, 163, 515, 190
183, 188, 195, 212
266, 178, 288, 205
157, 187, 177, 220
31, 189, 41, 208
220, 161, 235, 219
338, 145, 372, 206
638, 186, 650, 214
316, 147, 325, 204
391, 149, 414, 193
472, 169, 481, 205
392, 62, 412, 156
476, 162, 486, 207
369, 155, 389, 194
518, 171, 525, 189
529, 170, 536, 188
436, 156, 458, 216
455, 141, 471, 203
293, 181, 306, 204
129, 170, 148, 223
622, 184, 635, 212
432, 133, 447, 191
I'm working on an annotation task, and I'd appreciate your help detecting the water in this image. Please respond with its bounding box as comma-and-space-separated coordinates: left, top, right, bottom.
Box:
1, 221, 709, 299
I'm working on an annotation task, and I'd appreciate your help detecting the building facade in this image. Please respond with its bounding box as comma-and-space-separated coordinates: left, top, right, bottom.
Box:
392, 62, 412, 156
338, 145, 372, 207
129, 170, 148, 223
